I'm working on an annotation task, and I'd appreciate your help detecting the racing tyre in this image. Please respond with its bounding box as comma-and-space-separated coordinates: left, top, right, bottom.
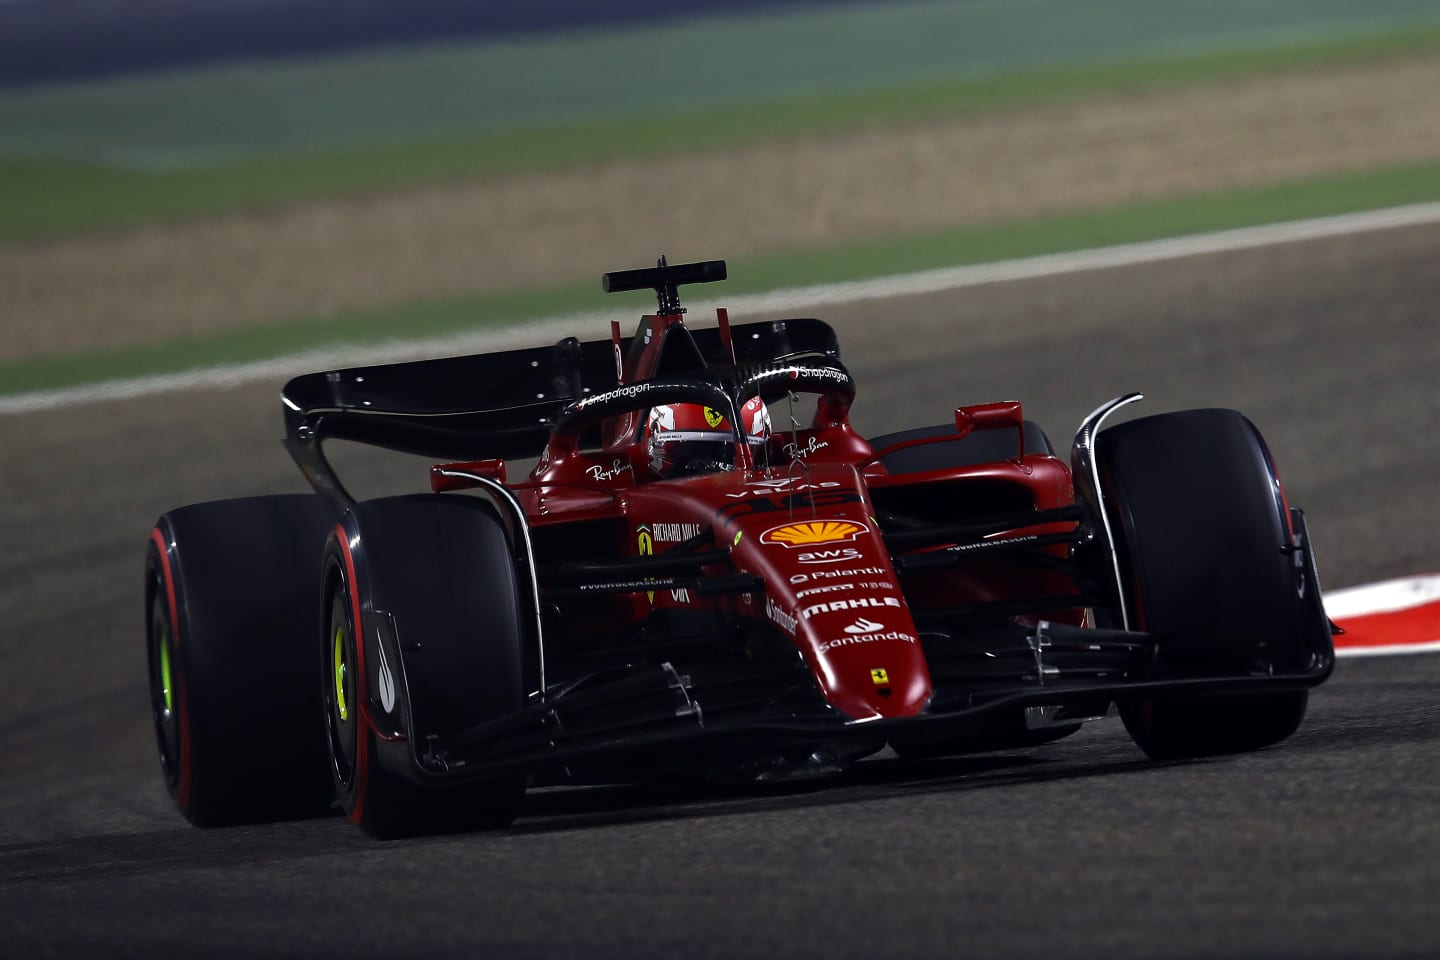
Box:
1119, 692, 1308, 763
145, 495, 339, 827
322, 495, 527, 839
1096, 409, 1320, 761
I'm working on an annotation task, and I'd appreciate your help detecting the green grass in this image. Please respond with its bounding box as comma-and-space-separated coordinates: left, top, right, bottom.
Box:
6, 158, 1439, 397
4, 26, 1440, 244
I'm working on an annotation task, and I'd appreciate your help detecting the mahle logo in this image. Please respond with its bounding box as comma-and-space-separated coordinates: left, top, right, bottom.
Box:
760, 520, 867, 548
800, 596, 902, 619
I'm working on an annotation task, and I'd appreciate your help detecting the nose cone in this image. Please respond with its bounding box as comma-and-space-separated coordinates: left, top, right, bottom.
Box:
717, 465, 933, 721
803, 606, 932, 721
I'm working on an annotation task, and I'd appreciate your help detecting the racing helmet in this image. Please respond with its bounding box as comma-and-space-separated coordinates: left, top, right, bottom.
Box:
648, 398, 770, 478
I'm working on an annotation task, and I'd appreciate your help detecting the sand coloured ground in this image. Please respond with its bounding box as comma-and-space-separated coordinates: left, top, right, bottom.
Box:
4, 54, 1440, 362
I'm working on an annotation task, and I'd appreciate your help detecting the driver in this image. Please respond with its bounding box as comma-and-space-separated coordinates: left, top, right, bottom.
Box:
647, 398, 770, 478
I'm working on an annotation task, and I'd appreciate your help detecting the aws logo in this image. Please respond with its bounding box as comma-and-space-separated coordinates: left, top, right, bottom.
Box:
760, 520, 868, 549
797, 547, 862, 565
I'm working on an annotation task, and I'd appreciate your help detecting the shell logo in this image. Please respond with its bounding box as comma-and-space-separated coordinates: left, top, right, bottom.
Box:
760, 520, 868, 548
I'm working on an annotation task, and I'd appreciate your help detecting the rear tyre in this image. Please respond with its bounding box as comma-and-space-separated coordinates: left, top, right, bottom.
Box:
145, 495, 338, 827
322, 495, 528, 839
1096, 409, 1317, 761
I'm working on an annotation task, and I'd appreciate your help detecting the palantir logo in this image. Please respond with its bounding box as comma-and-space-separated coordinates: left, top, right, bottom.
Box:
844, 618, 885, 635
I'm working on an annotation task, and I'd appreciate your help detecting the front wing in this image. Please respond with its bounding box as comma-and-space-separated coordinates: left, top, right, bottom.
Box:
363, 616, 1333, 788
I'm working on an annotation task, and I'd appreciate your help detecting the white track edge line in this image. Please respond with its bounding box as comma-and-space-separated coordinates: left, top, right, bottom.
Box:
1329, 574, 1440, 657
1318, 574, 1440, 619
1336, 640, 1440, 659
6, 200, 1440, 416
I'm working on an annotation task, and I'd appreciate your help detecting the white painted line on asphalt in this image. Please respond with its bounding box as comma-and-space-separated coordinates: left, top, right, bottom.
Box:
1320, 574, 1440, 619
1327, 574, 1440, 659
1336, 640, 1440, 659
6, 201, 1440, 416
712, 201, 1440, 316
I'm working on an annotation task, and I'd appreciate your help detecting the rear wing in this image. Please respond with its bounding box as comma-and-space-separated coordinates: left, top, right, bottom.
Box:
282, 318, 840, 502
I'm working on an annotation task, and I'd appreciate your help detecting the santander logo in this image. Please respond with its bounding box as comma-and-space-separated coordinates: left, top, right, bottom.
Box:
844, 618, 884, 634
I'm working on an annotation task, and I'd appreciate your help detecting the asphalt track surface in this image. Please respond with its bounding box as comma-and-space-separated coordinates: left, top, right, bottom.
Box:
1, 223, 1437, 957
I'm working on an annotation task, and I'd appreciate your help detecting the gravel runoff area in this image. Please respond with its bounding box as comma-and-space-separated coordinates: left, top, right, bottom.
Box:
5, 54, 1440, 362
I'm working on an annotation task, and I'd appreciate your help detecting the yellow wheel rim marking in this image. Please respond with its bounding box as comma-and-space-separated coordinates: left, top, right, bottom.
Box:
159, 627, 174, 715
333, 626, 349, 722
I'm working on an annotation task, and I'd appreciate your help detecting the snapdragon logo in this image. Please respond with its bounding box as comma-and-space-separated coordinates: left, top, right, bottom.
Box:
775, 364, 850, 385
575, 382, 654, 410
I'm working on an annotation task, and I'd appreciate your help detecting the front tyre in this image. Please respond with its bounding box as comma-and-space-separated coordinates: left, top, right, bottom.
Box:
322, 495, 528, 839
1121, 691, 1308, 762
1096, 409, 1328, 761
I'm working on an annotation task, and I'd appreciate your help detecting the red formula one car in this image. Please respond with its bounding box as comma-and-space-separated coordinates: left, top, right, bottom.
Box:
145, 258, 1334, 837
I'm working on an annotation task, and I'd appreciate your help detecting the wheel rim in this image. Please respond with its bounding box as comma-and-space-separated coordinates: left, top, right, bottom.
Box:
332, 626, 349, 723
147, 587, 180, 788
160, 635, 174, 715
323, 589, 357, 787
